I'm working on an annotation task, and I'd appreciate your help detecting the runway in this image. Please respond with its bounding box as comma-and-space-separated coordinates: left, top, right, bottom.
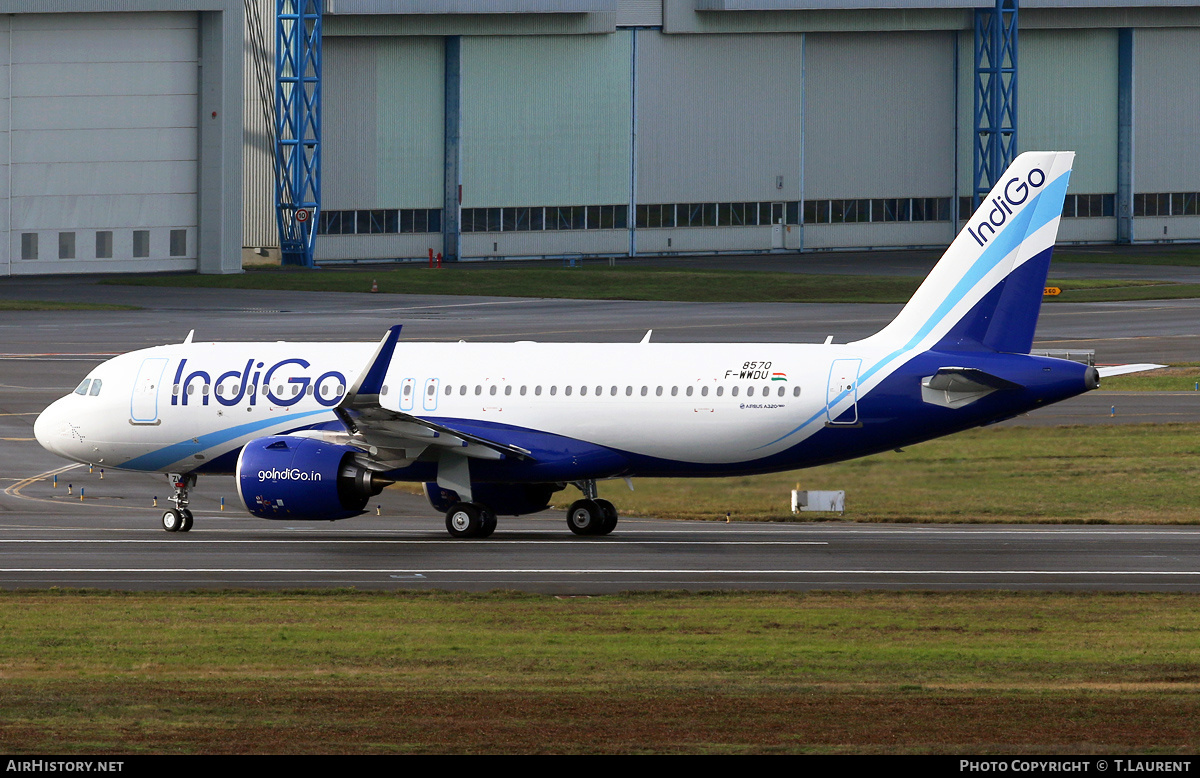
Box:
4, 481, 1200, 592
2, 270, 1199, 592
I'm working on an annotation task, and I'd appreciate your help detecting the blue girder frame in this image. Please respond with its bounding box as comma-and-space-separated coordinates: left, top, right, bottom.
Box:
973, 0, 1018, 210
276, 0, 322, 267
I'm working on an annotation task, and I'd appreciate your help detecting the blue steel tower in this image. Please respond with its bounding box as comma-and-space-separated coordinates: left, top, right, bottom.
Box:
276, 0, 321, 267
974, 0, 1018, 210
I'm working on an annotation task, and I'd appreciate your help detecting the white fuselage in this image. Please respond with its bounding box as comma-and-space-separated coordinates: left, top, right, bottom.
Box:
35, 339, 872, 474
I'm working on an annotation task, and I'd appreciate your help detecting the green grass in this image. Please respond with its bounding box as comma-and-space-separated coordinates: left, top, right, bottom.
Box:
1055, 248, 1200, 267
0, 590, 1198, 753
99, 265, 1193, 303
0, 300, 138, 311
588, 423, 1200, 523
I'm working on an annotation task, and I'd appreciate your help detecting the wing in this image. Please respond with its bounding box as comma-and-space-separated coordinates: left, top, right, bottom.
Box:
300, 327, 532, 489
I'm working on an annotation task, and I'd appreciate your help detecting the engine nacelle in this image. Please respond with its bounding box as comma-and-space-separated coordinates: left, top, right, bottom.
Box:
236, 436, 387, 521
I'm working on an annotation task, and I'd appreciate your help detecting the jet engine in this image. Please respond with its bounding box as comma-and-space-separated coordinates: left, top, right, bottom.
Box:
236, 436, 389, 520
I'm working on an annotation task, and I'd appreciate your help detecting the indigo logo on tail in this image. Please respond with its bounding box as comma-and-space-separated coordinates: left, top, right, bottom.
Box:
966, 167, 1047, 247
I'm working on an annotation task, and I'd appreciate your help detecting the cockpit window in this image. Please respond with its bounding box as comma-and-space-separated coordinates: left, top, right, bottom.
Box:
89, 379, 102, 396
74, 379, 91, 395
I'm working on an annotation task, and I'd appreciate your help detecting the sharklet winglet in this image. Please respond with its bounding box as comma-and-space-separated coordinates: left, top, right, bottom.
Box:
348, 325, 402, 399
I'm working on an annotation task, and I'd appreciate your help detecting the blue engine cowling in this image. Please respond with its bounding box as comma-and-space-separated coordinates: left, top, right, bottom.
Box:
236, 436, 388, 520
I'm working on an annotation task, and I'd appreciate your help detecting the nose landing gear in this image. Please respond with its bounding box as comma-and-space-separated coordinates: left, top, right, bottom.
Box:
162, 473, 196, 533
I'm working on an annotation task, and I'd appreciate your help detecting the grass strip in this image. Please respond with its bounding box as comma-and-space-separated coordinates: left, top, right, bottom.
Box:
1055, 248, 1200, 267
98, 266, 1183, 304
0, 590, 1197, 754
590, 422, 1200, 522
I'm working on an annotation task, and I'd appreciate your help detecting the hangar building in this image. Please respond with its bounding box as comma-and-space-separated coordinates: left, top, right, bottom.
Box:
243, 0, 1200, 266
0, 1, 241, 277
3, 2, 1199, 275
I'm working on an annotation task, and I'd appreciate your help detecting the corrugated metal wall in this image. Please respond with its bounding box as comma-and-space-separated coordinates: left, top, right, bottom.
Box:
636, 32, 801, 203
322, 36, 444, 210
461, 34, 631, 208
617, 0, 663, 27
300, 8, 1200, 259
1134, 27, 1200, 194
7, 11, 201, 274
804, 31, 956, 200
1019, 28, 1118, 195
243, 0, 275, 248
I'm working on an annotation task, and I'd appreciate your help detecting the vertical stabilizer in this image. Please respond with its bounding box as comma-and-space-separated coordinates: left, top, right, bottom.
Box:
868, 151, 1074, 355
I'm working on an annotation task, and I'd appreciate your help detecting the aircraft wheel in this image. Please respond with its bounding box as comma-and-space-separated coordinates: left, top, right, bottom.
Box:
446, 502, 484, 538
567, 499, 603, 536
478, 509, 498, 539
162, 509, 183, 533
595, 499, 618, 536
179, 509, 194, 533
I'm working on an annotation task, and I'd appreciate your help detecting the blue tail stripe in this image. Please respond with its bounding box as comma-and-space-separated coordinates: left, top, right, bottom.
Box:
118, 409, 332, 471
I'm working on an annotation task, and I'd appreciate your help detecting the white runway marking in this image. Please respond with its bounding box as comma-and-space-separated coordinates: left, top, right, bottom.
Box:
0, 567, 1196, 576
0, 538, 829, 546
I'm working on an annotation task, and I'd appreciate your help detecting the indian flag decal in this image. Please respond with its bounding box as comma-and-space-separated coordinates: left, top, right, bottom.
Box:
771, 372, 787, 381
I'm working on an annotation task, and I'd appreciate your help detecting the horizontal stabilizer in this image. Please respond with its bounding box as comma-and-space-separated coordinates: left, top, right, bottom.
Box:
1097, 363, 1167, 378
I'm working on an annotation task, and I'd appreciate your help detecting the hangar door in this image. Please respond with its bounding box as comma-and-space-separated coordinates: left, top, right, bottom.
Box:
0, 12, 200, 276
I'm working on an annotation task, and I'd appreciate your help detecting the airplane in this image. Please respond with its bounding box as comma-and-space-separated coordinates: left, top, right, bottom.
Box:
32, 150, 1147, 538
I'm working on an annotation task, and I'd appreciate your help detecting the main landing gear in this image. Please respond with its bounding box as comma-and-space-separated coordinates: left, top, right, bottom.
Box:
445, 502, 497, 539
439, 480, 618, 539
565, 480, 618, 537
162, 472, 196, 533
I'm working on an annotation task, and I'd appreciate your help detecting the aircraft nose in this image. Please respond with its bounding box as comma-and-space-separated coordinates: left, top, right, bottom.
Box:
34, 397, 70, 458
